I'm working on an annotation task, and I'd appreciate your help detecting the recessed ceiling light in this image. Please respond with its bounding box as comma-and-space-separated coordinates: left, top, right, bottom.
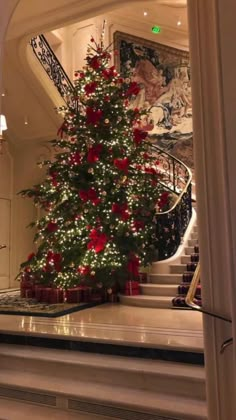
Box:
177, 19, 182, 26
144, 11, 148, 16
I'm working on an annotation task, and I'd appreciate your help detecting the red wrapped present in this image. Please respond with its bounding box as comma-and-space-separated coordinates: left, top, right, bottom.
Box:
41, 287, 52, 303
124, 281, 140, 296
34, 284, 45, 301
66, 287, 83, 303
49, 288, 64, 304
20, 279, 34, 298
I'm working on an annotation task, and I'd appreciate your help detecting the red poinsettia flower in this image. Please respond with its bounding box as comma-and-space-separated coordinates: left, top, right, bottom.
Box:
158, 191, 170, 210
112, 203, 130, 221
86, 107, 103, 125
87, 144, 103, 163
47, 222, 58, 233
46, 251, 62, 272
102, 66, 117, 80
87, 229, 108, 253
144, 167, 157, 175
27, 252, 35, 261
84, 81, 98, 95
68, 151, 81, 165
79, 188, 100, 205
89, 56, 101, 70
133, 128, 148, 145
114, 157, 130, 173
125, 82, 140, 97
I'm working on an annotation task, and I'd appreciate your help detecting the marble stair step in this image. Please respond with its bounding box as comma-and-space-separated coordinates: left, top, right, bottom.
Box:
193, 225, 198, 233
185, 246, 195, 255
0, 368, 207, 420
191, 232, 198, 240
181, 255, 191, 264
120, 294, 173, 309
140, 283, 178, 296
0, 344, 206, 401
170, 264, 187, 274
149, 273, 183, 284
188, 238, 198, 247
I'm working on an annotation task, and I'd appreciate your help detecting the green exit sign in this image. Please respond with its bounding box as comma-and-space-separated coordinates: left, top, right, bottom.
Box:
152, 26, 161, 34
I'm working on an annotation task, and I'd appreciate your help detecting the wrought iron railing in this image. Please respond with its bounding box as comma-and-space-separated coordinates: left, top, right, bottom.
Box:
30, 34, 76, 109
148, 143, 192, 260
29, 34, 192, 261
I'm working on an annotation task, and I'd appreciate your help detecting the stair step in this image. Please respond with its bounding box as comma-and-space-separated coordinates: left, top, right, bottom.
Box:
120, 294, 173, 308
185, 246, 195, 255
188, 239, 198, 247
191, 232, 198, 240
149, 273, 183, 284
181, 255, 191, 264
193, 225, 198, 233
0, 345, 207, 419
140, 283, 178, 296
170, 264, 186, 274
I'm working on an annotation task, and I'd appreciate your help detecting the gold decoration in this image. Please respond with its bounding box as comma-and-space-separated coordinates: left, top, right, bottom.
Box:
104, 119, 110, 124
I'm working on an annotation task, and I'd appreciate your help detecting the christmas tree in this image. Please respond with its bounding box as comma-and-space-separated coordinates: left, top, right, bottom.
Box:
19, 37, 168, 294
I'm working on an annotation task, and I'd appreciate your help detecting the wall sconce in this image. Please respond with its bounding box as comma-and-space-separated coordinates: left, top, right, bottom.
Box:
0, 114, 8, 153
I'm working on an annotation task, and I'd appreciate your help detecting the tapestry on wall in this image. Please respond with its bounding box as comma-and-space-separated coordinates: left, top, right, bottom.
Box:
114, 31, 193, 169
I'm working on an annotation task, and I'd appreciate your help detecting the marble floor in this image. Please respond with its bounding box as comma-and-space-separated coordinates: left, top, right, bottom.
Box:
0, 303, 203, 352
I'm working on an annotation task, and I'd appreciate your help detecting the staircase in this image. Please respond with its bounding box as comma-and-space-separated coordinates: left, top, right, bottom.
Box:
120, 221, 200, 309
0, 343, 207, 420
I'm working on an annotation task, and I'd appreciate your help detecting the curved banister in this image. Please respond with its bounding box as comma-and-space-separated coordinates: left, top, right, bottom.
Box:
146, 142, 192, 260
29, 34, 193, 261
30, 34, 76, 109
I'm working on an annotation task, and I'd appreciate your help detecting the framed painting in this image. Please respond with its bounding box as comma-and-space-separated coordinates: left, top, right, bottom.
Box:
114, 31, 193, 169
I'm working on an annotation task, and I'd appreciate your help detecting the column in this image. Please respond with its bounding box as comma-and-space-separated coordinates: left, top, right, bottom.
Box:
187, 1, 236, 419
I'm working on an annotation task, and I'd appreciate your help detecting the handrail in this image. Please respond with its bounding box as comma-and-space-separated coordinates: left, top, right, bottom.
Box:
185, 262, 231, 323
147, 142, 193, 260
185, 262, 233, 354
0, 244, 6, 250
30, 34, 76, 109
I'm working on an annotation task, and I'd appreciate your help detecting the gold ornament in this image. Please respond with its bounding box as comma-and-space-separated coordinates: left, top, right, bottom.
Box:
70, 262, 75, 268
121, 176, 127, 184
104, 119, 110, 124
91, 271, 96, 276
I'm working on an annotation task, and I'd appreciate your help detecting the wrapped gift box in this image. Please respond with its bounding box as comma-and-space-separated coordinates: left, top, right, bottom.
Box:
49, 288, 64, 304
124, 281, 140, 296
66, 287, 83, 303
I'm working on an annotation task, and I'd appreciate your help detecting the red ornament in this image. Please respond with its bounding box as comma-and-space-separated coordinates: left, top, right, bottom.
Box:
87, 229, 108, 253
133, 128, 148, 145
125, 82, 140, 97
84, 81, 98, 95
114, 157, 130, 173
86, 107, 103, 125
47, 222, 58, 233
87, 144, 102, 163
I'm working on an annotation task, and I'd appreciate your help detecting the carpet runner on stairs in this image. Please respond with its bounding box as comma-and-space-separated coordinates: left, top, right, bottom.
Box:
172, 245, 201, 308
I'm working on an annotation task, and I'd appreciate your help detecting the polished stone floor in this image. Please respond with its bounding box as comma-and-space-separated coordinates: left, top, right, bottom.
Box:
0, 303, 203, 352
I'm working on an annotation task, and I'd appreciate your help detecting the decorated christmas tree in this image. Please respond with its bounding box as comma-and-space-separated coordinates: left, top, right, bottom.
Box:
19, 36, 168, 297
